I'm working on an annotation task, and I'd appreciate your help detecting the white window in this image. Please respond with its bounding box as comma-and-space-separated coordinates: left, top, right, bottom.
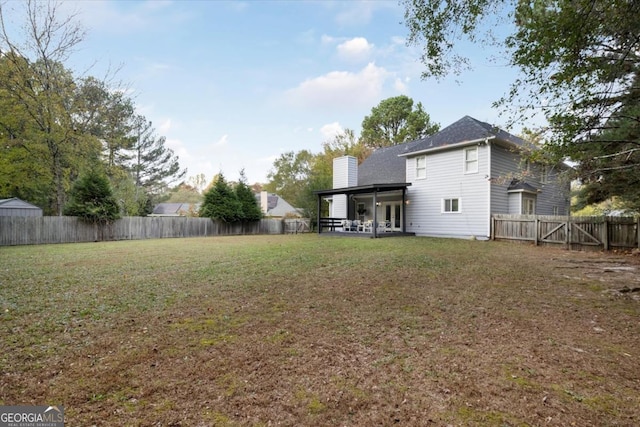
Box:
464, 147, 478, 173
415, 155, 426, 179
523, 198, 536, 215
443, 198, 460, 213
540, 165, 549, 184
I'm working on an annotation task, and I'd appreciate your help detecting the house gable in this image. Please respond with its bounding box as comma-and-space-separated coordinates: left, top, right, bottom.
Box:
257, 191, 301, 217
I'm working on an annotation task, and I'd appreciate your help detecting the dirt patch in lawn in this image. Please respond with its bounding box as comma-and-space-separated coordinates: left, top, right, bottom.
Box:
1, 236, 638, 426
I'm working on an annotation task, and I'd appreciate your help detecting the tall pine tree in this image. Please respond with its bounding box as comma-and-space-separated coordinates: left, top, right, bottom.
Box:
235, 169, 262, 222
200, 173, 241, 223
64, 169, 120, 224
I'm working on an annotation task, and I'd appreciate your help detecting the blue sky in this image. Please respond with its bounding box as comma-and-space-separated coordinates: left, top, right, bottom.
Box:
12, 0, 524, 184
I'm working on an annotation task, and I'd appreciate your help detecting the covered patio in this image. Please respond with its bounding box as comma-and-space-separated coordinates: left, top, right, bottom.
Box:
314, 183, 414, 238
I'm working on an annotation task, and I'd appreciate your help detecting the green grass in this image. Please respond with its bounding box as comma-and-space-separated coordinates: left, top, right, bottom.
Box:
0, 235, 638, 425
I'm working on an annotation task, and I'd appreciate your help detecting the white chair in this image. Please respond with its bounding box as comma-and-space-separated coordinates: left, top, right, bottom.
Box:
342, 219, 355, 232
377, 221, 391, 233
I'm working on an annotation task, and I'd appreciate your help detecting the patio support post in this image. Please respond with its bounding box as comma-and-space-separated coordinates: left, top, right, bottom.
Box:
316, 193, 322, 234
402, 188, 407, 233
372, 191, 378, 238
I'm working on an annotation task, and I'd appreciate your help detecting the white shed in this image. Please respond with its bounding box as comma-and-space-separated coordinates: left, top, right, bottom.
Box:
0, 198, 43, 217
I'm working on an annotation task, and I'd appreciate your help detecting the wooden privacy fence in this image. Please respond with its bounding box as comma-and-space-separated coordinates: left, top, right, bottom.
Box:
492, 214, 640, 251
283, 218, 311, 234
0, 216, 310, 246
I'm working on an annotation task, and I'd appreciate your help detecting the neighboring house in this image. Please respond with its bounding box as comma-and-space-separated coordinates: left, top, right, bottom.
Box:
151, 202, 201, 217
0, 198, 43, 217
316, 115, 570, 239
256, 191, 302, 218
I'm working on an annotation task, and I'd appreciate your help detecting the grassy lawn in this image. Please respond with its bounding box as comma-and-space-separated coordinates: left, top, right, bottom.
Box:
1, 235, 638, 426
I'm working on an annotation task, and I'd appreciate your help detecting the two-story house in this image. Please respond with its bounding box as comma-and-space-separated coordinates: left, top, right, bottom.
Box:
316, 116, 570, 239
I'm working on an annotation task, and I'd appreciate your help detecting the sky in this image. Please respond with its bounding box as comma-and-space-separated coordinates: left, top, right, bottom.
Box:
4, 0, 525, 185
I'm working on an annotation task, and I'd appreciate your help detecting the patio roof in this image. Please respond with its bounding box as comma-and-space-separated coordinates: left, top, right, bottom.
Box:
314, 182, 411, 197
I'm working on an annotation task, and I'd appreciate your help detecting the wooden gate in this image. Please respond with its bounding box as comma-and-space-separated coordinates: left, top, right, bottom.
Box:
492, 215, 639, 251
284, 218, 311, 234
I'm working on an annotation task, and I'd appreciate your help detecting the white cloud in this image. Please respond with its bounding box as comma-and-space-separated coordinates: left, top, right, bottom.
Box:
165, 138, 190, 161
393, 77, 408, 93
320, 122, 345, 140
214, 134, 229, 147
285, 62, 388, 110
337, 37, 373, 63
70, 0, 189, 35
321, 34, 336, 45
334, 2, 375, 26
158, 118, 172, 134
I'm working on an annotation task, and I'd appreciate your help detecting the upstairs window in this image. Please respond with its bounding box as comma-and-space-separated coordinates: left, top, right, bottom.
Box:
540, 165, 549, 184
415, 155, 426, 179
464, 147, 478, 173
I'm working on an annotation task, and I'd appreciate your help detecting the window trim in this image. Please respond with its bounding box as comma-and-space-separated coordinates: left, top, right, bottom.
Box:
464, 147, 478, 174
540, 165, 549, 184
415, 155, 426, 180
522, 197, 536, 215
442, 198, 461, 213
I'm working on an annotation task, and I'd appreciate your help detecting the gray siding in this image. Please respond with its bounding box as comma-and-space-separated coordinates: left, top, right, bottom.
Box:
489, 144, 519, 214
489, 145, 570, 215
525, 164, 571, 215
405, 144, 490, 238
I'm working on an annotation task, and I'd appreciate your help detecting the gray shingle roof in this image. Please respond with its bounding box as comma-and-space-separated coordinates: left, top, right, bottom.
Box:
405, 115, 528, 154
356, 116, 530, 185
152, 203, 200, 215
0, 198, 41, 209
508, 180, 539, 193
357, 140, 421, 186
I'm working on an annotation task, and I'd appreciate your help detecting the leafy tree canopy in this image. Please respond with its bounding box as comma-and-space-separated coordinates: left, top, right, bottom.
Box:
403, 0, 640, 209
360, 95, 440, 148
265, 129, 371, 219
0, 1, 186, 215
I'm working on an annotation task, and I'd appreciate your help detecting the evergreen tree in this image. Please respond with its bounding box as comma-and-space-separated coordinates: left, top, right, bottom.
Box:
235, 169, 262, 222
129, 115, 186, 208
63, 169, 120, 224
199, 173, 241, 223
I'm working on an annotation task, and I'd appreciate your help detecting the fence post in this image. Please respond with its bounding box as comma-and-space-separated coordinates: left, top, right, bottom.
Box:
490, 216, 495, 240
566, 214, 571, 250
637, 216, 640, 249
534, 215, 539, 246
603, 216, 609, 251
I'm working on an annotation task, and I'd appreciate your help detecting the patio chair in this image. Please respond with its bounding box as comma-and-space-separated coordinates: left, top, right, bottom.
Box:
377, 221, 391, 233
